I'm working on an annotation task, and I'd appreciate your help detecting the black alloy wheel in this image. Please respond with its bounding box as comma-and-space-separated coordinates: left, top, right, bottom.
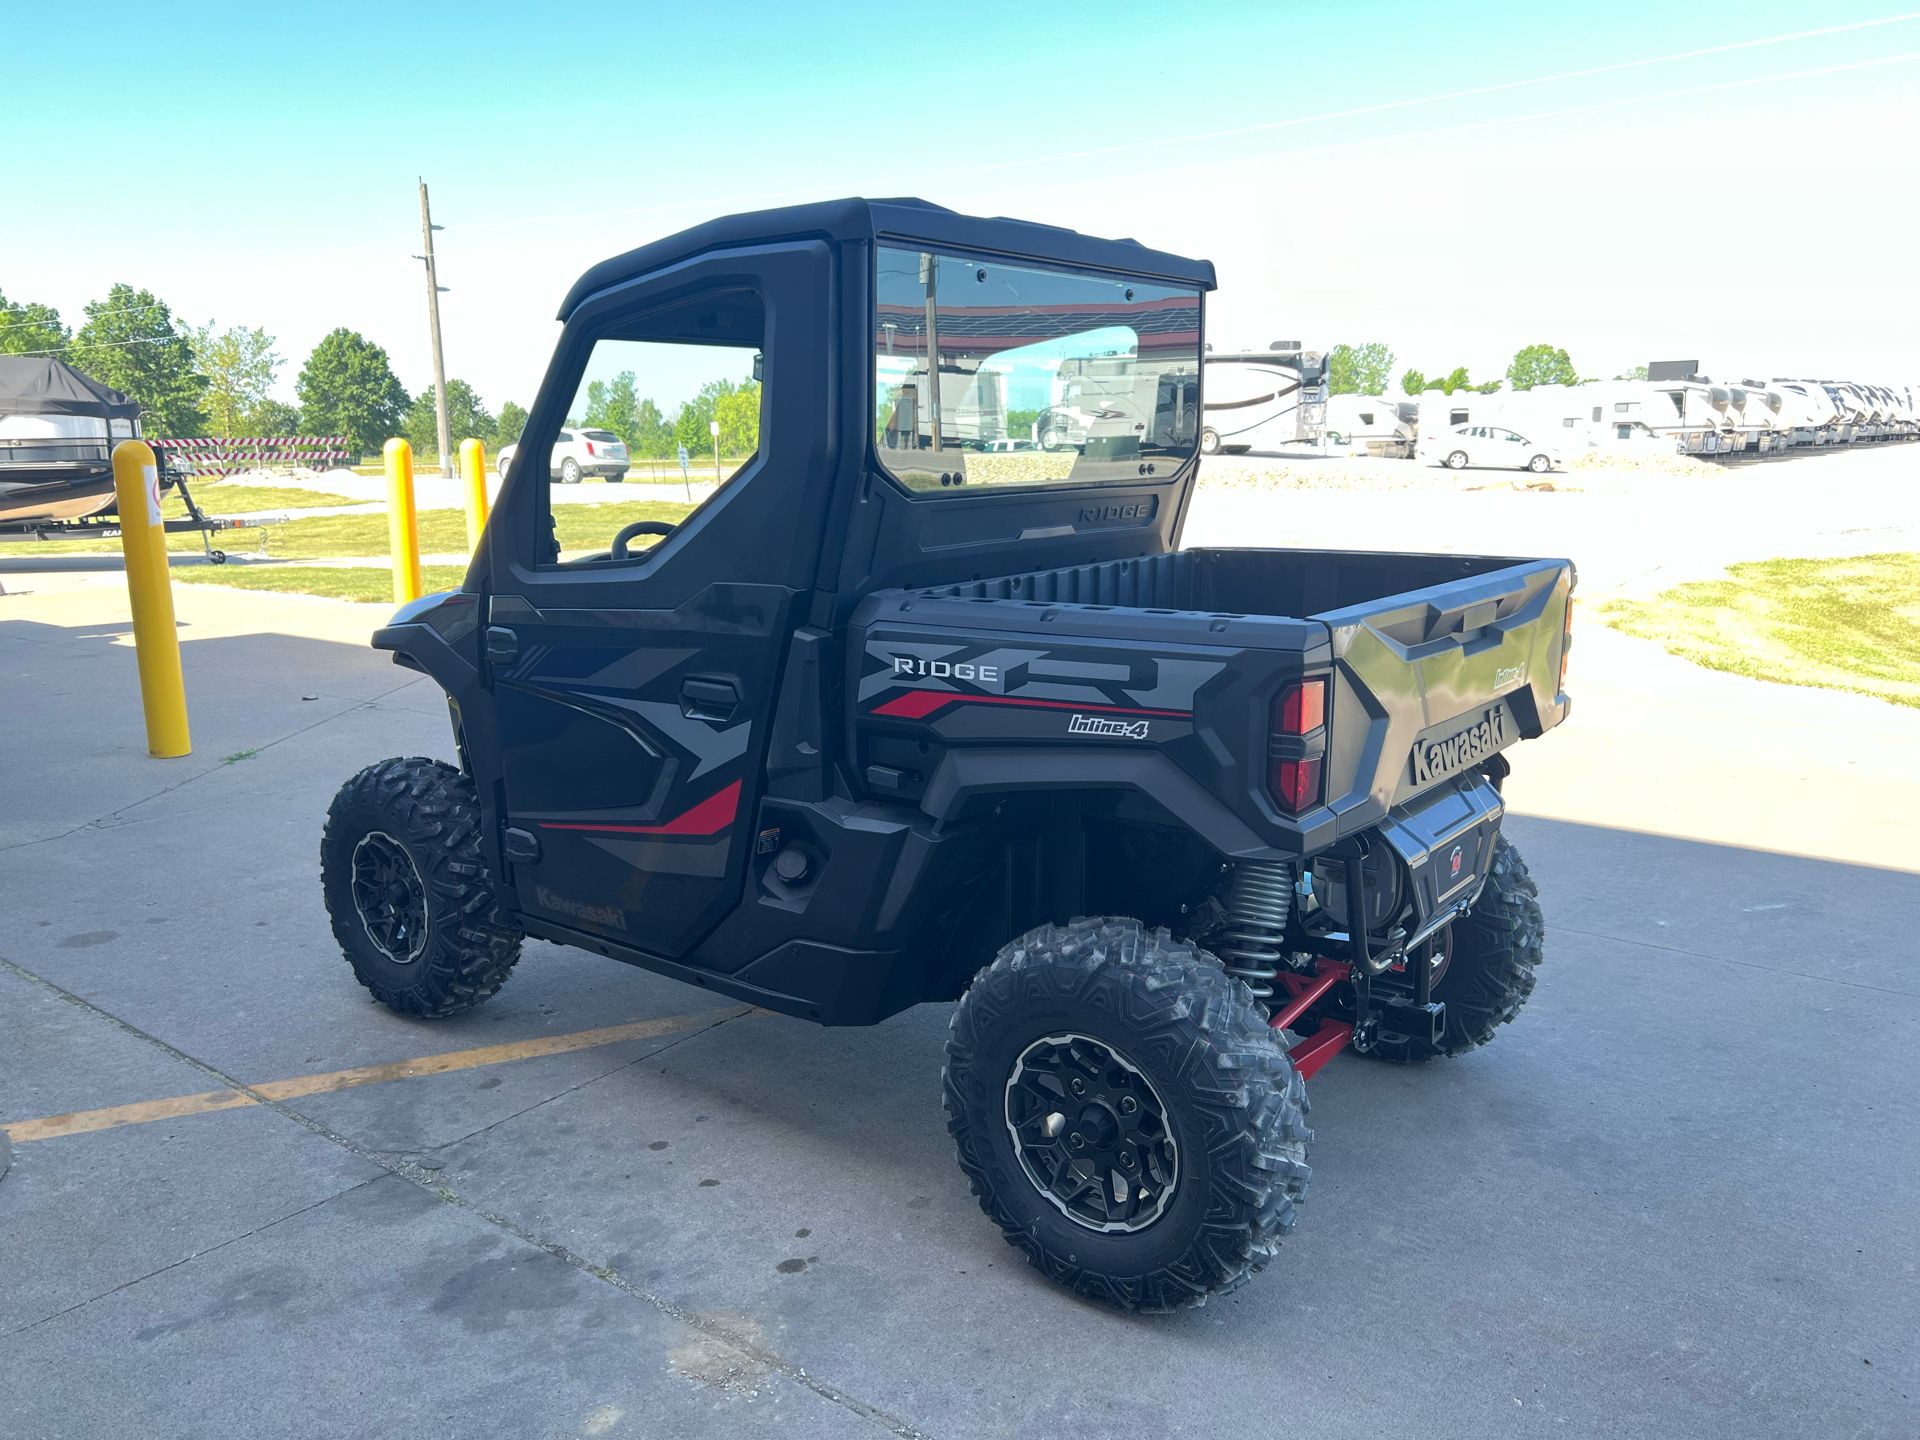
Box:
350, 831, 428, 964
1004, 1032, 1178, 1233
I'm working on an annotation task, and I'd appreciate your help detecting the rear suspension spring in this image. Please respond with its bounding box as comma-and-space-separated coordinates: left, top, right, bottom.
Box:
1217, 860, 1295, 1000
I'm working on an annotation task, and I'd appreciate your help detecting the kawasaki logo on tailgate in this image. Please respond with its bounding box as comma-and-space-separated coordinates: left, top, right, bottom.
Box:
1410, 705, 1510, 787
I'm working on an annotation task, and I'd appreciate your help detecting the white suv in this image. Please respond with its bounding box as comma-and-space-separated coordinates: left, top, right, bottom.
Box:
497, 428, 630, 483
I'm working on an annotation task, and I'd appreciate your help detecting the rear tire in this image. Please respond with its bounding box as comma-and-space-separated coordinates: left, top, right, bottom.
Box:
321, 757, 522, 1018
560, 458, 582, 484
1528, 454, 1553, 473
944, 917, 1310, 1312
1364, 835, 1543, 1063
1446, 450, 1470, 470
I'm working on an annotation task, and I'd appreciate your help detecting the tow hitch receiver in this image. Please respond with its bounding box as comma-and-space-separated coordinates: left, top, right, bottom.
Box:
1267, 957, 1447, 1077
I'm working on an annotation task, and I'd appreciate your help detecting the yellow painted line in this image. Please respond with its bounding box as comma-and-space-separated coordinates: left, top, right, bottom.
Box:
2, 1006, 751, 1144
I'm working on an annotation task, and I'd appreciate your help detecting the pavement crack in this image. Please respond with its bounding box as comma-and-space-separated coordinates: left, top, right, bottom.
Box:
433, 1010, 753, 1155
0, 954, 928, 1439
0, 673, 427, 854
0, 1172, 388, 1341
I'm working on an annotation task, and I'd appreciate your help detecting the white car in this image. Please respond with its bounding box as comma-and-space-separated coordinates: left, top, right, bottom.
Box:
497, 428, 630, 483
1425, 423, 1560, 474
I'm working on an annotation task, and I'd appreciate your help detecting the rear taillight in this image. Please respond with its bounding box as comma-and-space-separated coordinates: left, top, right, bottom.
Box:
1268, 678, 1328, 814
584, 441, 598, 456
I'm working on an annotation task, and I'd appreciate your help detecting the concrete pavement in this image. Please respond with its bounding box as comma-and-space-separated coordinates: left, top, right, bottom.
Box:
2, 502, 1916, 1438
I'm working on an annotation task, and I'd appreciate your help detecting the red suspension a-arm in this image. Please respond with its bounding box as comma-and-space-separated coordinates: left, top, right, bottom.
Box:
1270, 959, 1354, 1081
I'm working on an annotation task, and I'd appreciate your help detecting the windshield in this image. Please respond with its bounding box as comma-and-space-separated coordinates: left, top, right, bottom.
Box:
873, 245, 1201, 494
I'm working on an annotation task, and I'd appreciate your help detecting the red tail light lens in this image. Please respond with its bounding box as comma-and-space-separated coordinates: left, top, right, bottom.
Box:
584, 441, 598, 456
1270, 756, 1323, 811
1274, 678, 1326, 735
1268, 677, 1328, 813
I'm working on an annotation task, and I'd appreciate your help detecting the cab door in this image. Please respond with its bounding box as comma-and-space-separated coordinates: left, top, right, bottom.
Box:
479, 241, 835, 960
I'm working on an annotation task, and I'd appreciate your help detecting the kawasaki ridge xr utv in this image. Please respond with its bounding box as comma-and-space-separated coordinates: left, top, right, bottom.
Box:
322, 199, 1573, 1311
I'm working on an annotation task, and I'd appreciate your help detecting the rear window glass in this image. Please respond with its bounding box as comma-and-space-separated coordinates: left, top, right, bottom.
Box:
873, 245, 1201, 495
581, 430, 621, 442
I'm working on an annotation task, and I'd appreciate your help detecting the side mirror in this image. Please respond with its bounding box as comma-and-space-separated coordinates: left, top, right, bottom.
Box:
753, 353, 764, 383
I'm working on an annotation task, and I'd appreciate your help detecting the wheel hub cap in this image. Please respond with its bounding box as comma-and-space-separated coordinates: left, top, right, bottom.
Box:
350, 831, 428, 964
1004, 1033, 1178, 1234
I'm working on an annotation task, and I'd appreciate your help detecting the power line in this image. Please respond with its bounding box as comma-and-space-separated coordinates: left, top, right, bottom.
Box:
0, 297, 177, 335
10, 332, 195, 358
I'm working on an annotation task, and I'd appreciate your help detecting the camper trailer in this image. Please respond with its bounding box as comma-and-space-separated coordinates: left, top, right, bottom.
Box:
879, 362, 1008, 450
1324, 393, 1414, 457
1198, 346, 1327, 454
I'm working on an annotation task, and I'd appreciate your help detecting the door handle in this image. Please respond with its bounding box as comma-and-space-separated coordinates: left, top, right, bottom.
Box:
485, 626, 519, 666
679, 677, 739, 723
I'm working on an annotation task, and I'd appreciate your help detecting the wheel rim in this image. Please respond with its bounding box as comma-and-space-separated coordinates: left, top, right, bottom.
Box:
1448, 452, 1467, 469
1004, 1032, 1178, 1234
349, 831, 428, 964
1531, 455, 1550, 472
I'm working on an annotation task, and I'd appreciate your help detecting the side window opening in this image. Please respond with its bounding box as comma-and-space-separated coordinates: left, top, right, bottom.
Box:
526, 289, 765, 567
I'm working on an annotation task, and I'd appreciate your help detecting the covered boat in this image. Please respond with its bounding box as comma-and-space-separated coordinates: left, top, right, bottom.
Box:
0, 356, 141, 525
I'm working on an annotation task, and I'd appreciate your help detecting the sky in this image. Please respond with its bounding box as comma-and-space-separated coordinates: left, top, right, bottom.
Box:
4, 1, 1917, 415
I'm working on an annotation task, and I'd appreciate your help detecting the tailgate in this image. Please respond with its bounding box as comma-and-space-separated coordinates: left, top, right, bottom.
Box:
1315, 557, 1573, 816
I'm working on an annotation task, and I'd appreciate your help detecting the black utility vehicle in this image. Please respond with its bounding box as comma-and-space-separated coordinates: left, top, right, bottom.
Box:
322, 199, 1574, 1310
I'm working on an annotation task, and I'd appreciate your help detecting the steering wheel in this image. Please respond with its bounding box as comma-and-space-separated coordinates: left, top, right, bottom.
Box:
610, 519, 676, 560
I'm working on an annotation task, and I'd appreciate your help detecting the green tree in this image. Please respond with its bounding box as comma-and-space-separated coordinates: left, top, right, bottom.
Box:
297, 329, 408, 459
1506, 343, 1577, 391
193, 324, 281, 437
1439, 366, 1473, 394
1327, 341, 1395, 396
0, 290, 68, 355
1475, 379, 1503, 393
583, 371, 642, 448
494, 400, 528, 448
1614, 365, 1649, 381
672, 376, 745, 453
633, 397, 671, 458
240, 398, 301, 436
405, 379, 493, 461
713, 381, 762, 456
69, 285, 207, 437
1399, 369, 1427, 396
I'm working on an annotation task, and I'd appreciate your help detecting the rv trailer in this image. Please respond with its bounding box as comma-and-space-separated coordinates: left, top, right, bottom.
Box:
1198, 345, 1327, 454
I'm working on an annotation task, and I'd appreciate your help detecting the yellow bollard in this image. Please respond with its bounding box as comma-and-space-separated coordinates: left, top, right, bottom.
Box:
384, 437, 422, 604
458, 438, 490, 554
111, 439, 191, 757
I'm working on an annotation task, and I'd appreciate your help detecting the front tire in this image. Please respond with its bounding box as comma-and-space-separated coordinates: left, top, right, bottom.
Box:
1528, 453, 1553, 473
321, 757, 522, 1018
944, 918, 1310, 1312
1366, 834, 1544, 1063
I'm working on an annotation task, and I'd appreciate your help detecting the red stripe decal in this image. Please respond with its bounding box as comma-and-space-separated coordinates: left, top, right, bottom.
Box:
539, 780, 741, 836
870, 690, 1191, 721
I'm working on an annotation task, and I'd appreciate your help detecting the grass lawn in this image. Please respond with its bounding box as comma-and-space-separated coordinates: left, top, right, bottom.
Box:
1599, 552, 1920, 708
172, 480, 358, 513
175, 564, 473, 603
29, 497, 694, 559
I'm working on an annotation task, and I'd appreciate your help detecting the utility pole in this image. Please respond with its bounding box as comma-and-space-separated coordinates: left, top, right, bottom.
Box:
920, 252, 942, 452
414, 180, 454, 477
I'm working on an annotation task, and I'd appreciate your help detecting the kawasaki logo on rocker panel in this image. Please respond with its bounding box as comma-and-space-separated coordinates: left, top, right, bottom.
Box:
1411, 706, 1508, 787
1069, 713, 1150, 740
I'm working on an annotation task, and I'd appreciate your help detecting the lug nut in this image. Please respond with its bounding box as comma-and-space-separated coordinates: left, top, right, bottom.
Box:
1119, 1151, 1136, 1170
1068, 1133, 1086, 1150
1119, 1095, 1138, 1115
1069, 1078, 1087, 1097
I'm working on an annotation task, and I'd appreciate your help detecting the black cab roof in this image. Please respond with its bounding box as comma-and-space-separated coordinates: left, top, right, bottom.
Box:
557, 197, 1216, 319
